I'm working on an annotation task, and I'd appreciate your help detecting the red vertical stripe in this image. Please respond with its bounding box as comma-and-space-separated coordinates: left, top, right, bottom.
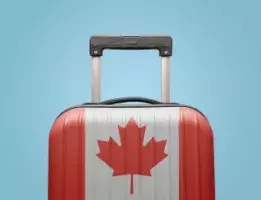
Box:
179, 107, 215, 200
48, 108, 85, 200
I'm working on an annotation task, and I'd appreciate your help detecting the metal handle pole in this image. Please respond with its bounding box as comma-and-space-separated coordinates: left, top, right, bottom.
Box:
161, 57, 170, 103
91, 56, 171, 103
91, 57, 101, 102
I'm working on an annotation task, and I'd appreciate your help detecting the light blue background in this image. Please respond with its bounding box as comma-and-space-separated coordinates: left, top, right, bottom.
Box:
0, 0, 260, 199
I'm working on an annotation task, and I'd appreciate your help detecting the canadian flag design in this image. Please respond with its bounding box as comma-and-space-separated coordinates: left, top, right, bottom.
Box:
48, 107, 215, 200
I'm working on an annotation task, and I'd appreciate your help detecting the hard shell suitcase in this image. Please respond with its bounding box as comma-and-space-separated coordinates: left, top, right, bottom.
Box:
48, 35, 215, 200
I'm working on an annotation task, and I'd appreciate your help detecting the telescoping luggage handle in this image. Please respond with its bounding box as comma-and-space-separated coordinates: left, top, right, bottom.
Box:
89, 35, 173, 103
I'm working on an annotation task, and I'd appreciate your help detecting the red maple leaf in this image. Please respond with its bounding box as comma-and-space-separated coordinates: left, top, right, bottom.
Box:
96, 117, 168, 195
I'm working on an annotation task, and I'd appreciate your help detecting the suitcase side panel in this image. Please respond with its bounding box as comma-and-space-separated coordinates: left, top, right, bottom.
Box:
48, 108, 85, 200
179, 107, 215, 200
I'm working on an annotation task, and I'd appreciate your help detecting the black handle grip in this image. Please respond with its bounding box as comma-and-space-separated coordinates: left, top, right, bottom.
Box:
90, 35, 172, 57
100, 97, 161, 105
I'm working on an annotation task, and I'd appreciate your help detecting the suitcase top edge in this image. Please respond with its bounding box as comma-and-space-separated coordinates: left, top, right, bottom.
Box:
55, 103, 207, 122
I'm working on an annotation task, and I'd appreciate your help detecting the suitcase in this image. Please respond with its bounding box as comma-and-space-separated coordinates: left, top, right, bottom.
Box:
48, 35, 215, 200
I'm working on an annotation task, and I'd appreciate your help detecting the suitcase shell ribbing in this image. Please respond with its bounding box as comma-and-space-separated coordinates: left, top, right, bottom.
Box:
48, 105, 215, 200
